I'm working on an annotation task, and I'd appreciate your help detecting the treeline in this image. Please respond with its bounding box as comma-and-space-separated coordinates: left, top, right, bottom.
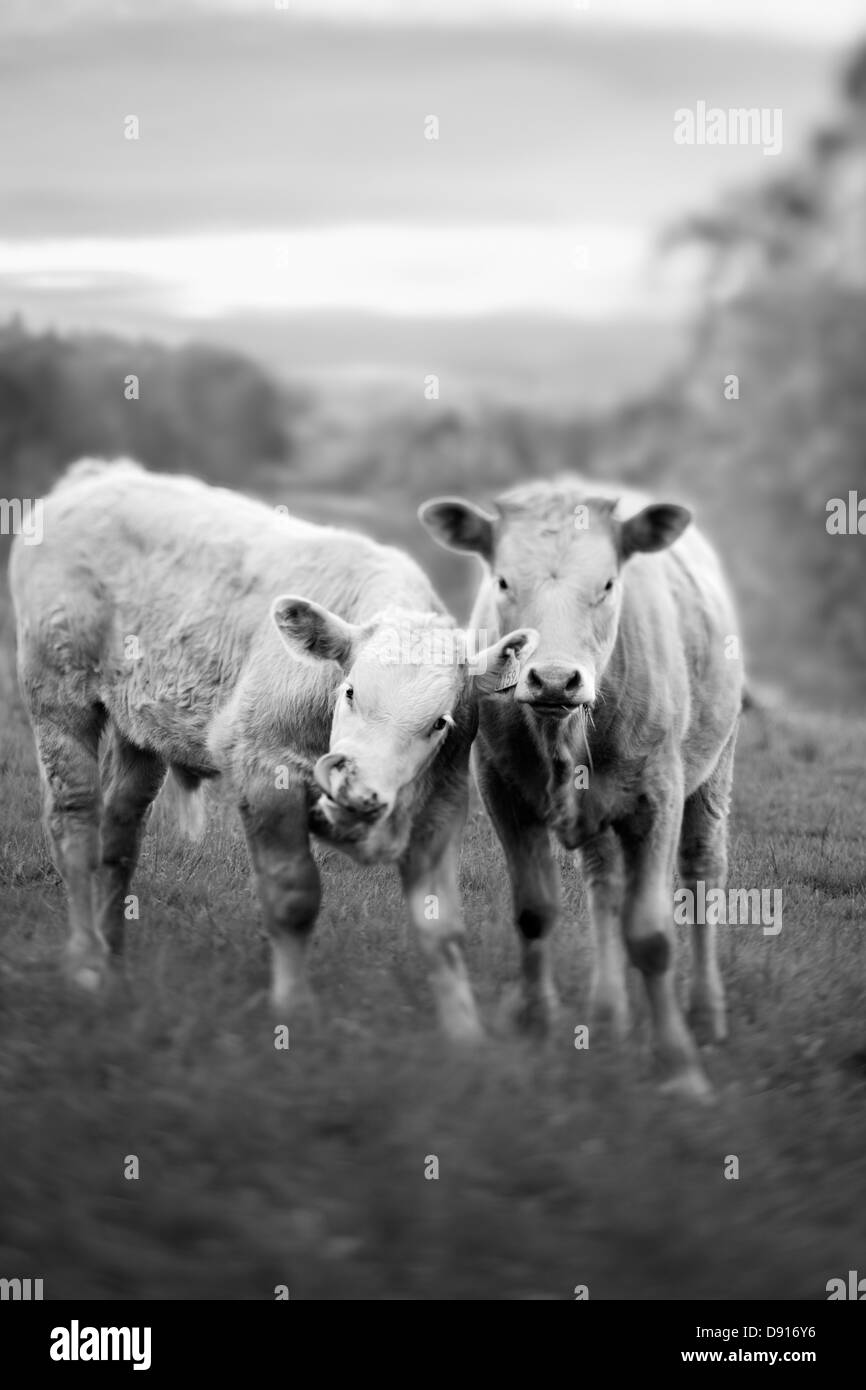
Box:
0, 320, 299, 502
2, 39, 865, 706
304, 37, 866, 704
595, 40, 866, 705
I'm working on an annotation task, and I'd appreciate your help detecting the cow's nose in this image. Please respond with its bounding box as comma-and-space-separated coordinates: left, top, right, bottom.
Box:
353, 790, 387, 821
314, 753, 388, 819
524, 664, 585, 707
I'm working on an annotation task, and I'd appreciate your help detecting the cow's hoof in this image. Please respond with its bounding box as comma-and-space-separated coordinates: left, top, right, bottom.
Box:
659, 1067, 715, 1104
588, 995, 630, 1044
269, 987, 321, 1035
688, 1002, 728, 1046
69, 961, 107, 993
443, 1013, 486, 1046
498, 983, 559, 1039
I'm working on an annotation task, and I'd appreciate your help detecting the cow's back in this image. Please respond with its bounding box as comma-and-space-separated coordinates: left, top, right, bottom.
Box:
10, 460, 437, 771
613, 490, 742, 793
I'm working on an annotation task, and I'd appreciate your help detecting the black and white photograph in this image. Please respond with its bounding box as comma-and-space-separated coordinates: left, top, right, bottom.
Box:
1, 0, 865, 1335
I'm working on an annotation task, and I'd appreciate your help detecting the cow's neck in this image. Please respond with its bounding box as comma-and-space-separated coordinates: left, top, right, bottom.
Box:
530, 645, 643, 846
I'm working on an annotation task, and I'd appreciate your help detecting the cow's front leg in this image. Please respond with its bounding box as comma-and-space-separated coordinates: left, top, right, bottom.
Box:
399, 805, 483, 1043
619, 787, 710, 1100
240, 789, 321, 1021
475, 757, 560, 1036
578, 829, 629, 1041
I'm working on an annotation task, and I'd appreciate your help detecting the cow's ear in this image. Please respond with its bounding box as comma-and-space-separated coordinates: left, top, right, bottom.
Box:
418, 497, 498, 562
620, 504, 691, 559
469, 628, 538, 696
271, 596, 365, 670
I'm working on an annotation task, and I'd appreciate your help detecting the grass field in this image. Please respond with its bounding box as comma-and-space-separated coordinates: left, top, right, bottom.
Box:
1, 592, 864, 1301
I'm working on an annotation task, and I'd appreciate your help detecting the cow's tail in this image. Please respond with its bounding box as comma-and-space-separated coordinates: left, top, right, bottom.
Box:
161, 766, 208, 841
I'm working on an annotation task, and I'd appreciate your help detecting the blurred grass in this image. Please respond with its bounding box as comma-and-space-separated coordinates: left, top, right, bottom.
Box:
1, 592, 865, 1300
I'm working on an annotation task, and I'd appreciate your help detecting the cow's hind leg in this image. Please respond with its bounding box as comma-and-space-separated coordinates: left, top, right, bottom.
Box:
95, 728, 167, 961
35, 714, 104, 988
240, 785, 321, 1021
679, 727, 737, 1045
619, 774, 710, 1101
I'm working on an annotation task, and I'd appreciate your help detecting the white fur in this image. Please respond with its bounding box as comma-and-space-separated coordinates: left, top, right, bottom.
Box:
10, 459, 528, 1037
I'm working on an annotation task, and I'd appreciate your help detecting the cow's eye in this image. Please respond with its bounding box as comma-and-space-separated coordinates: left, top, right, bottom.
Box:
345, 686, 354, 703
603, 578, 615, 595
430, 715, 449, 735
496, 576, 509, 592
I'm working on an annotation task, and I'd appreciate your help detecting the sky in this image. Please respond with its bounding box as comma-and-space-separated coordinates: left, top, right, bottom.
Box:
257, 0, 865, 43
6, 0, 858, 43
0, 0, 862, 388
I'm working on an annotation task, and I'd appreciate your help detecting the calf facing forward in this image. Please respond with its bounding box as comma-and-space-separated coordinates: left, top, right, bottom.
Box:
10, 461, 533, 1038
421, 479, 743, 1097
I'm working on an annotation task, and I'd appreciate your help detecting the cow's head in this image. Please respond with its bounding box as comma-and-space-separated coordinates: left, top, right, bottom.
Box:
419, 487, 690, 722
271, 597, 536, 852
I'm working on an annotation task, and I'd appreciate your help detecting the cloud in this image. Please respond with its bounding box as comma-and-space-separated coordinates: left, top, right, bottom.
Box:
0, 223, 685, 321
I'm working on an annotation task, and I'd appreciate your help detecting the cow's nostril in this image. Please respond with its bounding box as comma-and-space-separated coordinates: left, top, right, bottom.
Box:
564, 670, 583, 695
526, 667, 544, 690
357, 792, 386, 821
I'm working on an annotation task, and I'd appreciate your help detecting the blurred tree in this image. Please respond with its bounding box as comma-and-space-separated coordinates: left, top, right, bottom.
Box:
0, 324, 295, 503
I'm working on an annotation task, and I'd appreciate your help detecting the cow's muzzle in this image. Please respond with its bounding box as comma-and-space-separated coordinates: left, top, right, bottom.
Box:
517, 662, 594, 717
313, 752, 388, 821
